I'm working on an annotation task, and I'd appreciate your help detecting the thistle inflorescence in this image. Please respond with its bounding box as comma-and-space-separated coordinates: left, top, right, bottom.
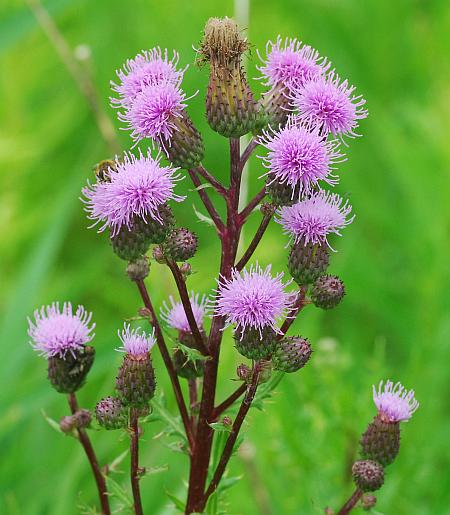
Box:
28, 17, 418, 515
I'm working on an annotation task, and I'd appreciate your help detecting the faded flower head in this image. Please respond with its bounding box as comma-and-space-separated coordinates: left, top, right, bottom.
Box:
292, 71, 368, 138
111, 48, 185, 108
216, 263, 295, 335
276, 190, 354, 248
161, 293, 210, 332
28, 302, 95, 359
82, 149, 183, 236
373, 380, 419, 423
120, 80, 188, 144
258, 119, 345, 197
116, 323, 156, 356
257, 36, 328, 90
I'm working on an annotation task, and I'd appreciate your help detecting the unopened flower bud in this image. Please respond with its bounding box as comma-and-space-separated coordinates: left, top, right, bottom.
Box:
256, 359, 272, 384
179, 262, 192, 279
272, 336, 312, 373
47, 346, 95, 394
126, 256, 150, 281
360, 415, 400, 467
288, 240, 329, 285
199, 17, 258, 137
260, 202, 276, 217
236, 363, 251, 382
74, 408, 92, 429
152, 245, 165, 263
311, 275, 345, 309
162, 113, 205, 169
222, 416, 233, 427
352, 460, 384, 492
234, 326, 277, 361
93, 159, 116, 183
361, 494, 377, 510
164, 227, 198, 262
60, 415, 77, 433
111, 204, 175, 261
173, 347, 204, 380
95, 396, 128, 430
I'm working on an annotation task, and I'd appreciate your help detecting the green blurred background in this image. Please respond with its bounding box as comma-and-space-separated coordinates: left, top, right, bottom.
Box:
1, 0, 450, 513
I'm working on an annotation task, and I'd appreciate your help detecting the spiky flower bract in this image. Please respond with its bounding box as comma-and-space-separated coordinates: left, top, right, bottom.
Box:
111, 48, 186, 108
120, 80, 188, 144
257, 36, 329, 91
258, 119, 345, 197
82, 149, 183, 237
373, 380, 419, 423
161, 293, 209, 333
292, 71, 368, 138
216, 263, 295, 335
276, 190, 354, 248
28, 302, 94, 359
116, 324, 156, 356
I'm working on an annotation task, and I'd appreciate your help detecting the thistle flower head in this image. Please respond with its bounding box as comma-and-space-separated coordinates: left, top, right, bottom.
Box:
276, 190, 354, 248
373, 380, 419, 423
117, 323, 156, 356
292, 71, 368, 138
111, 48, 185, 108
216, 264, 295, 335
120, 81, 188, 144
82, 149, 183, 236
161, 293, 210, 332
257, 36, 328, 90
258, 119, 345, 197
28, 302, 95, 359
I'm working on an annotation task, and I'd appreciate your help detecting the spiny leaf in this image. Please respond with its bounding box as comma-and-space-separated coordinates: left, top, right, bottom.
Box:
208, 421, 232, 433
176, 340, 210, 362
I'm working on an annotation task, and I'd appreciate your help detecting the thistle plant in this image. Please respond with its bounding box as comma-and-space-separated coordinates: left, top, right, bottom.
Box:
28, 17, 419, 515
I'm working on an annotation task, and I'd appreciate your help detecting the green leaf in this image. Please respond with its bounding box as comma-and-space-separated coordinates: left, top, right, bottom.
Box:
149, 395, 187, 443
252, 371, 285, 410
190, 183, 213, 192
141, 464, 169, 477
41, 410, 63, 434
105, 475, 133, 508
166, 491, 185, 512
108, 450, 128, 474
217, 475, 242, 493
208, 421, 232, 433
192, 204, 215, 226
176, 340, 210, 362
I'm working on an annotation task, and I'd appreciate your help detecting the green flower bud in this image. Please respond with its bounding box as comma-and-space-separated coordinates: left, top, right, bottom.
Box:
272, 336, 312, 373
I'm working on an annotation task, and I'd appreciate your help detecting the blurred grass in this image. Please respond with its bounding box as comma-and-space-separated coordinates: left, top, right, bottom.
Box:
1, 0, 450, 513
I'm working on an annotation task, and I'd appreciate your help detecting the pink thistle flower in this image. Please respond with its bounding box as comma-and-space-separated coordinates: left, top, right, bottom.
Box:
120, 81, 188, 144
373, 380, 419, 423
111, 48, 186, 108
292, 71, 368, 139
116, 323, 155, 356
257, 36, 329, 91
216, 263, 295, 335
82, 149, 184, 236
276, 190, 354, 249
28, 302, 95, 359
258, 118, 345, 197
160, 293, 210, 333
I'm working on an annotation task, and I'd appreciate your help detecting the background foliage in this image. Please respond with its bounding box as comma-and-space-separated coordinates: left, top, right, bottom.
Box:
1, 0, 449, 513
